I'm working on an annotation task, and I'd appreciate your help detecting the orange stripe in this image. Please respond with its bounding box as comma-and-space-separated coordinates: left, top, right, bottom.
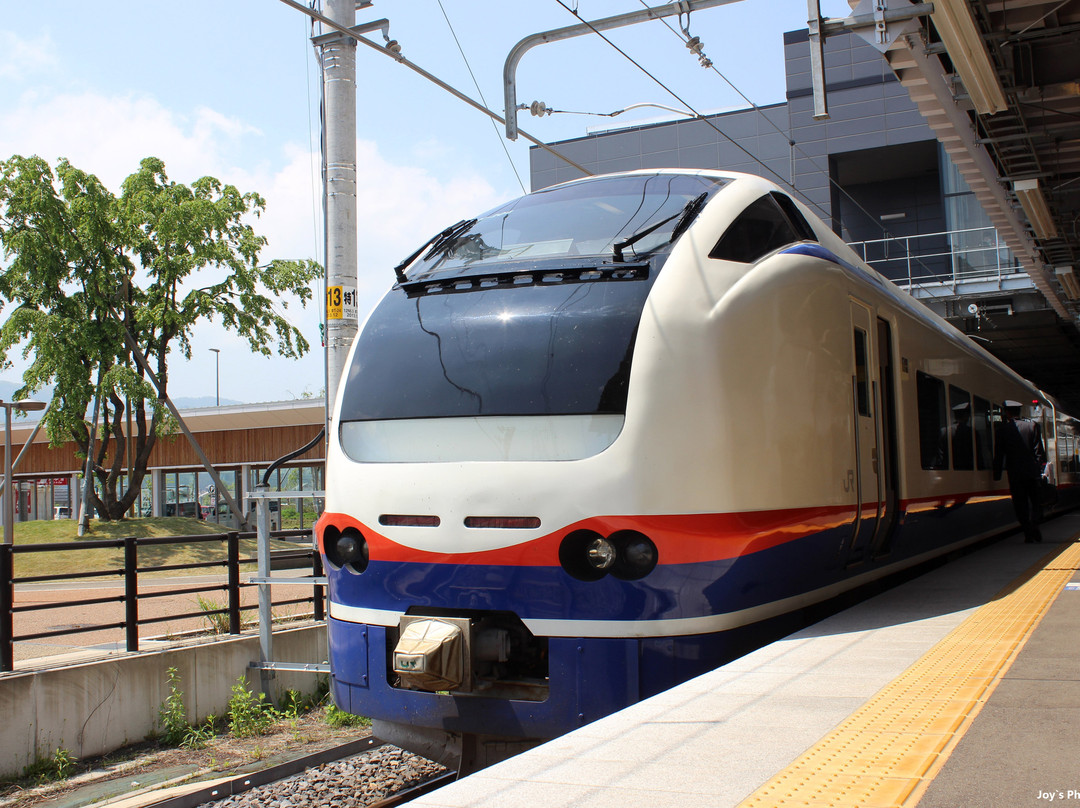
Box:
316, 506, 857, 566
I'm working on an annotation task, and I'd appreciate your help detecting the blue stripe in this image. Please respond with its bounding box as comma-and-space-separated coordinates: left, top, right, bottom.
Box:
326, 498, 1016, 624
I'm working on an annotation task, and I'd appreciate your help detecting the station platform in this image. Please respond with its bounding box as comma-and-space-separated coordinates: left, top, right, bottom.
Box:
412, 514, 1080, 808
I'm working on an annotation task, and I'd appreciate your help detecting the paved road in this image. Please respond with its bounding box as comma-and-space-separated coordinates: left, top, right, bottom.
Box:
10, 573, 321, 666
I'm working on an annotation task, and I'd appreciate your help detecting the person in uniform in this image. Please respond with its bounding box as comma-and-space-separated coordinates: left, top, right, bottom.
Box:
993, 400, 1047, 543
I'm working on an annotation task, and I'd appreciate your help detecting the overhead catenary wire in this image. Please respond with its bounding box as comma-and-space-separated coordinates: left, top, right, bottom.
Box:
435, 0, 527, 194
278, 0, 594, 178
549, 0, 799, 196
554, 0, 961, 304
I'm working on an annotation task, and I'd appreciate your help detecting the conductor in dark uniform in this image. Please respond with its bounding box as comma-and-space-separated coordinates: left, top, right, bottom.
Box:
993, 401, 1047, 542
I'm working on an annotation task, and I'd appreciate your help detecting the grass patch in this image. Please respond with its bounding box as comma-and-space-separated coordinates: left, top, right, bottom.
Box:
10, 518, 301, 580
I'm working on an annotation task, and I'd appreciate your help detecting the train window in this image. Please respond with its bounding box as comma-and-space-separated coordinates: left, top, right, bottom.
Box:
771, 193, 817, 242
948, 387, 974, 470
853, 329, 871, 417
398, 173, 730, 276
973, 396, 993, 470
1043, 411, 1055, 440
709, 194, 805, 263
917, 372, 948, 470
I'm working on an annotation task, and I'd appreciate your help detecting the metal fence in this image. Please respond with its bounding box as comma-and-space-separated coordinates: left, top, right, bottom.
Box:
0, 529, 325, 672
847, 226, 1027, 295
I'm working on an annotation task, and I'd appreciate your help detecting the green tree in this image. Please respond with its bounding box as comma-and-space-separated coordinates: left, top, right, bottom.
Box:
0, 155, 322, 521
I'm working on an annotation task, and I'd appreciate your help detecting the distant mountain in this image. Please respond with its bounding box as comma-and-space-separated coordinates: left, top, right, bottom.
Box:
0, 382, 244, 411
171, 396, 245, 409
0, 380, 53, 405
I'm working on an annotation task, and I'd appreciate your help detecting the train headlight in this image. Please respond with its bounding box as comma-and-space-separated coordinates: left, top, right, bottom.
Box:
611, 531, 658, 580
325, 527, 369, 573
559, 529, 659, 582
559, 529, 610, 581
586, 536, 617, 571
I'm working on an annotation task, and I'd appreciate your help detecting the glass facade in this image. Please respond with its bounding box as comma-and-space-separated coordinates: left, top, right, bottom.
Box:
939, 145, 1019, 280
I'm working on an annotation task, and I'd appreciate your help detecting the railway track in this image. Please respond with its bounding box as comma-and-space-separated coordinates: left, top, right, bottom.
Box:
136, 737, 452, 808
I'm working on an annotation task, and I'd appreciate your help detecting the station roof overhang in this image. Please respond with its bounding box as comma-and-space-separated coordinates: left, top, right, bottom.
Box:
9, 399, 327, 448
837, 0, 1080, 410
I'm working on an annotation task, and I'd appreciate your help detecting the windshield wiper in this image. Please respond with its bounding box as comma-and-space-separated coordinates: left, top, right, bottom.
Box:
612, 192, 709, 263
393, 218, 477, 283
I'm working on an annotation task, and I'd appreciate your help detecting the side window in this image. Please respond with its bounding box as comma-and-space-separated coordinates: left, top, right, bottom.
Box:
710, 194, 802, 263
917, 372, 948, 470
771, 192, 817, 242
949, 386, 974, 470
853, 329, 871, 417
973, 396, 993, 470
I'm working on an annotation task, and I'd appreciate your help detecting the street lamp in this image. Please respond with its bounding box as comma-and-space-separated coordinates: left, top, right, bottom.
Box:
209, 348, 220, 406
3, 399, 47, 545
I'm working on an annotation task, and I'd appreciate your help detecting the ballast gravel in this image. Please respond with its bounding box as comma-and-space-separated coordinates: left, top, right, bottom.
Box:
201, 744, 448, 808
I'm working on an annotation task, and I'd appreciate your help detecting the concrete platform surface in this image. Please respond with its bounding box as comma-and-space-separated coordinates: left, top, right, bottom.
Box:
409, 515, 1080, 808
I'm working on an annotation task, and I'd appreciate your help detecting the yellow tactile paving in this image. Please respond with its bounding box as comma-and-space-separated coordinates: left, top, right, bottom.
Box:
739, 539, 1080, 808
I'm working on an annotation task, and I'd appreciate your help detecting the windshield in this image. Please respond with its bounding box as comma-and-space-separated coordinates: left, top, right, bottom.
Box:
402, 173, 728, 280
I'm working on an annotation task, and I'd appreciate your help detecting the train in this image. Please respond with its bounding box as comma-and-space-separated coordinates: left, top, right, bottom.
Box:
315, 169, 1077, 769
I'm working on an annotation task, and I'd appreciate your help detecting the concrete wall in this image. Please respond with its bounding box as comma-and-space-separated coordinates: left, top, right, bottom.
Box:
0, 625, 327, 778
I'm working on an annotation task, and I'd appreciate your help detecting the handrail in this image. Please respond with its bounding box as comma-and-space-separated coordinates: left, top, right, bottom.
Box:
846, 225, 1024, 293
0, 530, 325, 672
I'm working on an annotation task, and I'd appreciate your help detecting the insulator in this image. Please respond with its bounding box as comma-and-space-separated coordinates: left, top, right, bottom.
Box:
529, 101, 551, 117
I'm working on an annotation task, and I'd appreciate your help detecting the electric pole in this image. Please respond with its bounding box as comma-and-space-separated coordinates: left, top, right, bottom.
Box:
319, 0, 358, 420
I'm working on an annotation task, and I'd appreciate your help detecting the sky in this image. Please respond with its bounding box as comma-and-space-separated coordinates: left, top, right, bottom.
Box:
0, 0, 852, 405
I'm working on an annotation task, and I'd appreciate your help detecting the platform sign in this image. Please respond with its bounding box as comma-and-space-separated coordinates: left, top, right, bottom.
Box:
326, 285, 358, 321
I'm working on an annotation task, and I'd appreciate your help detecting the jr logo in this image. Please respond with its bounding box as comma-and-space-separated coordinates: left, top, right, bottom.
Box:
395, 655, 422, 672
843, 469, 855, 493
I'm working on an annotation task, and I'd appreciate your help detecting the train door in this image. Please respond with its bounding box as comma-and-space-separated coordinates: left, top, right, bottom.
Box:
870, 317, 900, 557
844, 301, 898, 564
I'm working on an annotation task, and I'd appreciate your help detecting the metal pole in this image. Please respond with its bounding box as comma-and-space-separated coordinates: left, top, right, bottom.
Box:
3, 405, 12, 546
227, 532, 241, 634
807, 0, 829, 120
0, 404, 49, 502
320, 0, 358, 419
501, 0, 742, 140
255, 483, 274, 693
124, 536, 139, 652
1, 543, 12, 671
210, 348, 220, 406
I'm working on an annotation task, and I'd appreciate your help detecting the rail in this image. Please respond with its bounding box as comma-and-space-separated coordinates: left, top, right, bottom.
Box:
0, 529, 325, 672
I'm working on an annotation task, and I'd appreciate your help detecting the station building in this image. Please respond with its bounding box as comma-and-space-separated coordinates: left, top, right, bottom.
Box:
5, 400, 325, 530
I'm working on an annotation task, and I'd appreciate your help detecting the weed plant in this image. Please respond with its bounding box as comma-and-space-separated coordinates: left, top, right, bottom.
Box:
20, 748, 76, 784
195, 595, 230, 634
227, 677, 279, 738
159, 667, 191, 747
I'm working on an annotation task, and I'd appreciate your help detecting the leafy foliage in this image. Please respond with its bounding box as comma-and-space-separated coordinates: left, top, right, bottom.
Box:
323, 702, 371, 729
158, 667, 191, 747
227, 676, 279, 738
21, 747, 77, 784
0, 155, 322, 521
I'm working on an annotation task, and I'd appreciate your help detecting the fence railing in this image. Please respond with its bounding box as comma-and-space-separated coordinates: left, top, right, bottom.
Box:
0, 529, 325, 672
847, 225, 1028, 294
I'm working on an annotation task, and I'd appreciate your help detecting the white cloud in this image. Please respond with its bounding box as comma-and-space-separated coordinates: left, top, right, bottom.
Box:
1, 82, 508, 403
0, 30, 57, 81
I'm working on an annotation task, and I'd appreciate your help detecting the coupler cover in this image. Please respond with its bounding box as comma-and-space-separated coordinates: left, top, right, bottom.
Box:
392, 616, 471, 691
